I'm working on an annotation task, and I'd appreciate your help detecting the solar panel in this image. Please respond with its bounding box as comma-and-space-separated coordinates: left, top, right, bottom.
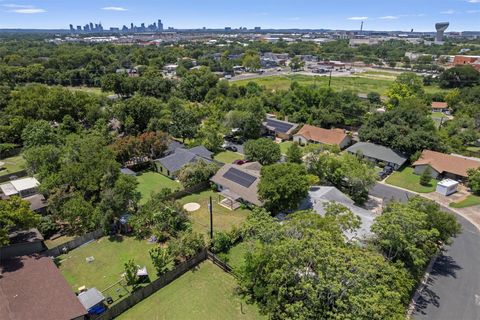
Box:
223, 168, 257, 188
266, 118, 294, 133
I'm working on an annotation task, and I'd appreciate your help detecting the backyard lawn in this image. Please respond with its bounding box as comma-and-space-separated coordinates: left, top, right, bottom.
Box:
214, 151, 244, 164
57, 235, 157, 302
225, 241, 252, 271
117, 260, 265, 320
450, 195, 480, 208
0, 155, 26, 177
176, 190, 251, 235
136, 171, 182, 204
385, 167, 438, 193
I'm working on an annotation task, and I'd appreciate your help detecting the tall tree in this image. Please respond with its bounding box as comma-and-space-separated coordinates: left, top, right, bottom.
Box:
244, 138, 281, 165
0, 197, 40, 245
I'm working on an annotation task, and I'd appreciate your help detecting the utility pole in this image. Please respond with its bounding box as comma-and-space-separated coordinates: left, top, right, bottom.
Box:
328, 69, 333, 88
209, 196, 213, 239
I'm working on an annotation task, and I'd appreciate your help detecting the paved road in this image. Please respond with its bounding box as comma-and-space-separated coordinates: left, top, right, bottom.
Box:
371, 184, 480, 320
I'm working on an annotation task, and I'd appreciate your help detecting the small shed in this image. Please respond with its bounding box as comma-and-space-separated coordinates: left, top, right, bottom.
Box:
436, 179, 459, 196
77, 288, 106, 315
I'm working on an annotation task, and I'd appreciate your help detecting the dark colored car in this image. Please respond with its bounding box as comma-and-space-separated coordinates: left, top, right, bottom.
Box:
225, 145, 238, 152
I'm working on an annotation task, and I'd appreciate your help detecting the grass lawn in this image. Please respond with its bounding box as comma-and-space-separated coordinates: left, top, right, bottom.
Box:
0, 155, 26, 176
279, 141, 293, 155
225, 241, 252, 271
117, 260, 265, 320
176, 190, 251, 235
214, 151, 244, 164
57, 235, 157, 302
44, 235, 75, 249
234, 74, 449, 96
136, 171, 182, 204
450, 195, 480, 208
385, 167, 438, 193
65, 86, 111, 95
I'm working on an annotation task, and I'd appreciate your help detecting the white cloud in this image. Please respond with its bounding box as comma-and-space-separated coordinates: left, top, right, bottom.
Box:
102, 6, 128, 11
467, 0, 480, 3
441, 9, 455, 14
347, 16, 368, 20
466, 9, 480, 13
3, 4, 46, 13
380, 15, 398, 20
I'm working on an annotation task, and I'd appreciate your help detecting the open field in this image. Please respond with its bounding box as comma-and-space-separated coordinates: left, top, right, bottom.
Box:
117, 260, 264, 320
0, 155, 26, 176
136, 171, 182, 204
233, 74, 449, 96
57, 235, 157, 302
450, 195, 480, 208
176, 190, 251, 235
214, 151, 244, 164
385, 167, 438, 193
65, 86, 111, 95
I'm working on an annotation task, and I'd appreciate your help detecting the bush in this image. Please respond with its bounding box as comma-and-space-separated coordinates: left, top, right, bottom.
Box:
37, 215, 60, 239
420, 168, 432, 186
210, 231, 233, 253
169, 231, 205, 264
149, 246, 174, 276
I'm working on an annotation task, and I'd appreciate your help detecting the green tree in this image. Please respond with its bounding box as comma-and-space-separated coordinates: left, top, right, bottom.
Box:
244, 138, 281, 165
149, 246, 174, 276
124, 259, 140, 290
21, 120, 58, 149
286, 142, 302, 163
419, 167, 432, 186
169, 231, 205, 263
258, 163, 309, 214
59, 193, 96, 235
467, 168, 480, 195
176, 160, 218, 189
0, 196, 40, 245
168, 99, 199, 142
439, 65, 480, 88
198, 119, 224, 153
242, 51, 261, 71
289, 56, 305, 71
178, 67, 218, 102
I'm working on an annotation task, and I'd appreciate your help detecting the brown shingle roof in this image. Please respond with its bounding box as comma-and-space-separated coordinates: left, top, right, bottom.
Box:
0, 255, 87, 320
431, 101, 448, 109
294, 125, 348, 146
413, 150, 480, 178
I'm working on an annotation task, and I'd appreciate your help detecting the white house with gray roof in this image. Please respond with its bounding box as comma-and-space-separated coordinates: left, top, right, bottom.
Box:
154, 146, 213, 179
298, 186, 377, 241
346, 142, 408, 170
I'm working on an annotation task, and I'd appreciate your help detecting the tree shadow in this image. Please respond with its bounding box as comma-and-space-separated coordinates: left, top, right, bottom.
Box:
413, 254, 462, 315
108, 234, 125, 243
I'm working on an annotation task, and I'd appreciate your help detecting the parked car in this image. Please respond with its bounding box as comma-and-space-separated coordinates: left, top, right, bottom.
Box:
233, 159, 247, 165
225, 145, 238, 152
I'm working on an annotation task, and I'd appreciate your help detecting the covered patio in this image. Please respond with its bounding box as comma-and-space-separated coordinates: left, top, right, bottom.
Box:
218, 189, 242, 211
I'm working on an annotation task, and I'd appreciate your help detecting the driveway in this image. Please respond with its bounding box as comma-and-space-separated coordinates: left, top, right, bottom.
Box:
370, 183, 480, 320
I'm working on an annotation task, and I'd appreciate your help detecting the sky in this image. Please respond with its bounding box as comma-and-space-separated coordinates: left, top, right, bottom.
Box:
0, 0, 479, 31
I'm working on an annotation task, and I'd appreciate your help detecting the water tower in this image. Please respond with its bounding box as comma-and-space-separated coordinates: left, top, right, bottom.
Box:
435, 22, 449, 42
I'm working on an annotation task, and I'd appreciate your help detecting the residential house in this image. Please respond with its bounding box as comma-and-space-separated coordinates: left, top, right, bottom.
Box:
0, 228, 46, 260
0, 254, 87, 320
412, 150, 480, 181
0, 177, 47, 213
210, 162, 262, 209
453, 55, 480, 71
346, 142, 408, 170
263, 115, 299, 140
293, 125, 351, 149
431, 101, 449, 113
154, 146, 213, 179
298, 186, 377, 241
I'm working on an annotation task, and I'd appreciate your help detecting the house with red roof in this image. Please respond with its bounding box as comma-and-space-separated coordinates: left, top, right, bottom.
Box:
293, 125, 351, 149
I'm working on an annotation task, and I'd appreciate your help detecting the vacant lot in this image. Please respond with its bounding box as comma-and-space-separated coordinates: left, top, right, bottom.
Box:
117, 260, 265, 320
385, 167, 438, 193
234, 74, 449, 96
214, 151, 244, 164
0, 155, 26, 177
57, 235, 157, 301
136, 171, 182, 204
176, 190, 251, 235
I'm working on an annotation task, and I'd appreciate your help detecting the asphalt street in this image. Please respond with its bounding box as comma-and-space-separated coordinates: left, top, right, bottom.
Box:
371, 183, 480, 320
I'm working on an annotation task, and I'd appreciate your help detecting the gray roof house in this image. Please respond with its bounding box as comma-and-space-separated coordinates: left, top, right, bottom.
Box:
263, 116, 299, 140
298, 186, 377, 241
154, 146, 213, 178
346, 142, 408, 170
210, 162, 263, 208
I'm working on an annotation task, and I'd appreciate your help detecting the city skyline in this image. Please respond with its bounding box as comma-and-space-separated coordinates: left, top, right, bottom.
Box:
0, 0, 479, 31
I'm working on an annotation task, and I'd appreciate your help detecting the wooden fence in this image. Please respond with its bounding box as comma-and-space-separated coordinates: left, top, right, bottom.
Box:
44, 228, 104, 257
96, 249, 208, 320
207, 251, 234, 274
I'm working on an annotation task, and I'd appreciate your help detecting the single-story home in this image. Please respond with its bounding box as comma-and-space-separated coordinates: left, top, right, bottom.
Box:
431, 101, 449, 113
154, 146, 213, 179
0, 177, 47, 213
1, 228, 46, 260
263, 115, 299, 140
293, 125, 351, 149
412, 150, 480, 181
0, 254, 87, 320
346, 142, 408, 170
210, 162, 262, 209
298, 186, 376, 241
